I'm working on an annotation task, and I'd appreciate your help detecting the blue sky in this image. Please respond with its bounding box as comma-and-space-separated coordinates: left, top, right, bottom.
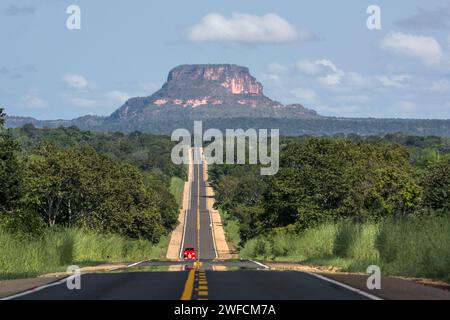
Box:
1, 0, 449, 119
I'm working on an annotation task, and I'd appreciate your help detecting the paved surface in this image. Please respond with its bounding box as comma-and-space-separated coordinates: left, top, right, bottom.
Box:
181, 147, 216, 260
12, 272, 187, 300
7, 267, 370, 300
5, 259, 450, 300
166, 149, 192, 260
3, 147, 450, 300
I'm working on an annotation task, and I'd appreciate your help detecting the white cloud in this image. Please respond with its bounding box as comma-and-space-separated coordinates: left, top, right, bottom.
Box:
296, 60, 322, 75
381, 32, 443, 66
105, 90, 130, 104
318, 73, 343, 86
296, 59, 345, 87
22, 94, 47, 108
267, 63, 289, 75
186, 13, 309, 44
291, 87, 317, 103
376, 74, 411, 88
346, 72, 372, 88
315, 59, 342, 74
63, 74, 89, 89
262, 63, 290, 83
297, 59, 343, 75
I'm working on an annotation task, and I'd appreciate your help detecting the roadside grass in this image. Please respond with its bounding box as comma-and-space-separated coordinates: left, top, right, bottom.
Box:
169, 176, 185, 208
240, 216, 450, 282
0, 227, 168, 280
219, 210, 241, 254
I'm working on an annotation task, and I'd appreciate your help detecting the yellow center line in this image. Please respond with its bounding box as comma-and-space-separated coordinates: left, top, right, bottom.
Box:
197, 150, 201, 261
180, 268, 196, 300
180, 149, 205, 301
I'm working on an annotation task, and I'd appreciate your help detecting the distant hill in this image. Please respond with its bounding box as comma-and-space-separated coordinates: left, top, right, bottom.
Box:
110, 64, 319, 121
5, 64, 450, 136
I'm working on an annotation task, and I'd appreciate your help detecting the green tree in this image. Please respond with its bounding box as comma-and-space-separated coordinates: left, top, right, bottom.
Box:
0, 109, 22, 212
263, 139, 421, 231
22, 143, 167, 241
422, 158, 450, 211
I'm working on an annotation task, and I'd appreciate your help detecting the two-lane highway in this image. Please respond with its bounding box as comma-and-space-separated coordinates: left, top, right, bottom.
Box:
4, 147, 380, 300
180, 147, 216, 260
7, 148, 448, 300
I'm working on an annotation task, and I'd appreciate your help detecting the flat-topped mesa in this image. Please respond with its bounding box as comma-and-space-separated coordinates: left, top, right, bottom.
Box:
167, 64, 264, 96
110, 63, 319, 120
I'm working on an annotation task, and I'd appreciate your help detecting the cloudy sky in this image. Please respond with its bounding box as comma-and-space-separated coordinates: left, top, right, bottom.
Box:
1, 0, 450, 119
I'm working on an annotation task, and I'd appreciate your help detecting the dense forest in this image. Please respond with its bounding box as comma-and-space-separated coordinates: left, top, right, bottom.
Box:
0, 108, 185, 242
208, 134, 450, 280
2, 106, 450, 280
209, 135, 450, 241
6, 115, 450, 137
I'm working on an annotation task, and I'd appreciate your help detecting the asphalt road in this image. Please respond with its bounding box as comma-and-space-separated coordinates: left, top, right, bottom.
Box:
180, 147, 216, 260
8, 147, 446, 301
11, 269, 371, 300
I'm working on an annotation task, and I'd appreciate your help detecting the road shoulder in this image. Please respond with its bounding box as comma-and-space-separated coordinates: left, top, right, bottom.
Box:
203, 151, 232, 260
265, 261, 450, 300
0, 276, 65, 299
166, 148, 193, 260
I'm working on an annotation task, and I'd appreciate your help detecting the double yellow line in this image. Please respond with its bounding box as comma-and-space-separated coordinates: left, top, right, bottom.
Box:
181, 152, 207, 300
197, 160, 201, 260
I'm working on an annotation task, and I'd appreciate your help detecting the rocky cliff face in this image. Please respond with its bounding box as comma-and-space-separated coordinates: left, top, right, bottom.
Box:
111, 64, 318, 120
167, 64, 263, 96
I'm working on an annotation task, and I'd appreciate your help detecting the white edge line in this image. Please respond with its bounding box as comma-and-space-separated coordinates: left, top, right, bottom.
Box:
179, 209, 188, 260
4, 151, 191, 300
107, 259, 147, 272
208, 209, 218, 260
187, 154, 191, 211
3, 258, 151, 300
249, 260, 270, 269
127, 260, 145, 268
1, 275, 72, 300
305, 272, 383, 300
179, 148, 193, 260
203, 150, 218, 260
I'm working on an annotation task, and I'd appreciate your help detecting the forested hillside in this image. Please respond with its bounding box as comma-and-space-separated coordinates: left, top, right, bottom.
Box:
7, 116, 450, 137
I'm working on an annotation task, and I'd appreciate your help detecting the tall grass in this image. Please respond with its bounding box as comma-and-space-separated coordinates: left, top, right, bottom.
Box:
240, 215, 450, 282
0, 228, 168, 280
219, 210, 241, 251
169, 176, 185, 208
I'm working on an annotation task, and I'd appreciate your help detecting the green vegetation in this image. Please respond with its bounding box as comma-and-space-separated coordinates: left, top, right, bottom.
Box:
209, 135, 450, 282
0, 109, 184, 279
169, 176, 185, 208
240, 216, 450, 282
7, 114, 450, 137
219, 210, 241, 252
2, 105, 450, 282
0, 227, 168, 280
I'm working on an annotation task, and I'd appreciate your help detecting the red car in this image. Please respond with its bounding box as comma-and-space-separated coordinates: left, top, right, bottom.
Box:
184, 247, 196, 260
